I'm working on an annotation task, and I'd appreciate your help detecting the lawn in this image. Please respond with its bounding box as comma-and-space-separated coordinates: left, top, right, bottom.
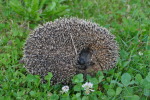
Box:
0, 0, 150, 100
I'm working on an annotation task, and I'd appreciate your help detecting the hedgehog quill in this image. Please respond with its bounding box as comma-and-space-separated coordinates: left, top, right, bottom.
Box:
21, 18, 119, 85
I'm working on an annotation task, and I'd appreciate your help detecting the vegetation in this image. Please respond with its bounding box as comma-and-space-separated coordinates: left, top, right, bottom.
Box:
0, 0, 149, 99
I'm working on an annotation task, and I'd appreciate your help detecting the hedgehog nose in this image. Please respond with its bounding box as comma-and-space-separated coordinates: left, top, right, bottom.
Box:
77, 58, 85, 65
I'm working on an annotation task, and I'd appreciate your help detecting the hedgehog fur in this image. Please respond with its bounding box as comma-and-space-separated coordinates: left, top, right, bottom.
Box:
22, 17, 119, 85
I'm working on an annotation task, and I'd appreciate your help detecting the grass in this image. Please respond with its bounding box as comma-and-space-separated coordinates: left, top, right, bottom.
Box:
0, 0, 150, 99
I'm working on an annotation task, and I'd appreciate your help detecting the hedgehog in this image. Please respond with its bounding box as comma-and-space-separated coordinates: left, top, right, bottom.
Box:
21, 17, 119, 85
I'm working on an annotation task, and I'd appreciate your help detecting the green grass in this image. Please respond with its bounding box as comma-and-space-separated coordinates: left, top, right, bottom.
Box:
0, 0, 150, 99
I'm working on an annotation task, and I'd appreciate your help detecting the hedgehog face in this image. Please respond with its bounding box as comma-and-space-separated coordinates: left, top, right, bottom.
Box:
77, 47, 95, 70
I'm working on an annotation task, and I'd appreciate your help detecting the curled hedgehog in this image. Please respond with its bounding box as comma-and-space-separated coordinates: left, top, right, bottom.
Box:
21, 18, 119, 85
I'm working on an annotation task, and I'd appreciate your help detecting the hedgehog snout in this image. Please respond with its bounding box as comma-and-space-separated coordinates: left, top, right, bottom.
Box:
77, 47, 95, 70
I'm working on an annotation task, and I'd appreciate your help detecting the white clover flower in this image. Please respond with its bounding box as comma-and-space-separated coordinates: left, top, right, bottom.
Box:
82, 82, 93, 89
61, 86, 69, 93
82, 82, 94, 95
138, 51, 143, 56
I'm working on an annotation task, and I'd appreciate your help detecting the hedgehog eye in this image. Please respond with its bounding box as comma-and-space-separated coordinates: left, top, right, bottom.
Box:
91, 62, 95, 65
